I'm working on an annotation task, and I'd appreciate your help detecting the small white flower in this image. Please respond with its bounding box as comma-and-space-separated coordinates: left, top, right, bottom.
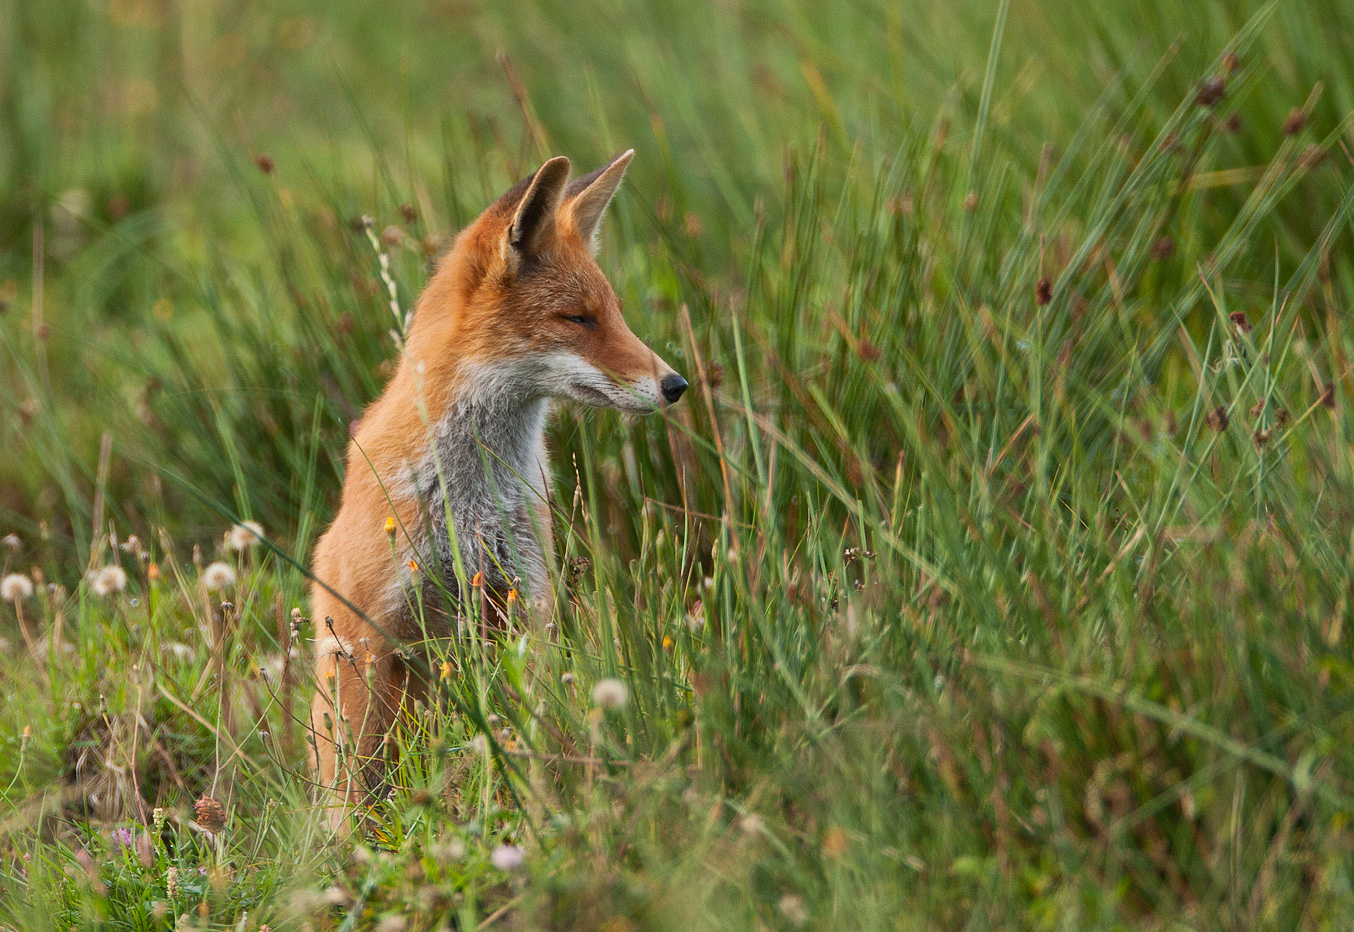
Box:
1, 534, 20, 551
591, 677, 628, 710
90, 565, 128, 597
201, 561, 236, 592
1, 573, 34, 602
490, 843, 525, 871
224, 521, 265, 552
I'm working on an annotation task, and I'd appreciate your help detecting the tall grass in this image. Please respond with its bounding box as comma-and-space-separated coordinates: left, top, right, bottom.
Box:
2, 0, 1353, 929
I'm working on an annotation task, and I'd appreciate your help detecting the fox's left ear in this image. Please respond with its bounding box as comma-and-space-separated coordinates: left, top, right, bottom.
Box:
564, 149, 634, 253
505, 156, 572, 273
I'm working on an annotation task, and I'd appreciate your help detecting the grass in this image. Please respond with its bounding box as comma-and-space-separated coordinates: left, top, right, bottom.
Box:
2, 0, 1354, 928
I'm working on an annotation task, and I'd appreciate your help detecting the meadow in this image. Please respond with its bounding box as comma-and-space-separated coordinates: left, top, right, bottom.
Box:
2, 0, 1354, 928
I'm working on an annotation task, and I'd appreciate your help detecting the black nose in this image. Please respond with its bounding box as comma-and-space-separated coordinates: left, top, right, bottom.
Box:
660, 373, 688, 405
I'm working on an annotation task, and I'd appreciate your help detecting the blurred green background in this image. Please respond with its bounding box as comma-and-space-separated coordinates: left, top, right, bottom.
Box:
3, 0, 1350, 556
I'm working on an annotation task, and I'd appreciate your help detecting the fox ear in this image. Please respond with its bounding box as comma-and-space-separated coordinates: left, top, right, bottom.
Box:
505, 156, 571, 269
565, 149, 634, 253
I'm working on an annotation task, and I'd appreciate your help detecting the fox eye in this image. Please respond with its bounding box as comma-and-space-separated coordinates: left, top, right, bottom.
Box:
562, 313, 597, 328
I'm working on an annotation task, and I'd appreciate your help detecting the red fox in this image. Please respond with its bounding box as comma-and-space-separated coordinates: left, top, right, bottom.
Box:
308, 151, 686, 822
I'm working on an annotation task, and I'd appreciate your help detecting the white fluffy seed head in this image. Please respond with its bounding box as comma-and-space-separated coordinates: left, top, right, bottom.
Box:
591, 677, 629, 710
89, 565, 128, 597
778, 894, 809, 926
201, 561, 237, 592
225, 521, 265, 552
1, 573, 34, 602
490, 843, 525, 871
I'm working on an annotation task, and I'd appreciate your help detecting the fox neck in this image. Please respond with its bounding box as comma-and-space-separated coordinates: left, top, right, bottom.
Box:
417, 360, 551, 596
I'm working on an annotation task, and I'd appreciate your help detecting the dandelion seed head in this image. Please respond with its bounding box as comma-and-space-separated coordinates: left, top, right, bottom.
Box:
490, 843, 525, 872
2, 534, 21, 551
1, 573, 34, 602
90, 565, 128, 597
201, 561, 236, 592
431, 838, 466, 863
591, 677, 629, 710
778, 894, 809, 926
321, 885, 351, 907
739, 813, 765, 836
225, 521, 264, 551
165, 642, 195, 661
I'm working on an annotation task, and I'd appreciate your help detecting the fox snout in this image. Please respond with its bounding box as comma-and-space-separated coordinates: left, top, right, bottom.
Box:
551, 349, 686, 413
610, 362, 687, 412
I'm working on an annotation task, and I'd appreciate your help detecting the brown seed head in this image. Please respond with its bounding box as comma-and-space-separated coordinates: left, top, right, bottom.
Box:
1196, 76, 1226, 107
1282, 109, 1306, 136
1299, 146, 1325, 170
1228, 310, 1251, 333
1035, 277, 1052, 306
193, 796, 227, 832
1206, 405, 1229, 432
1149, 237, 1176, 260
398, 202, 418, 224
107, 194, 131, 220
1320, 382, 1336, 409
253, 154, 275, 175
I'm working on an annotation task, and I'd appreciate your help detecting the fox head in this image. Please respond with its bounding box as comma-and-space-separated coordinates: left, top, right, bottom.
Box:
417, 150, 687, 413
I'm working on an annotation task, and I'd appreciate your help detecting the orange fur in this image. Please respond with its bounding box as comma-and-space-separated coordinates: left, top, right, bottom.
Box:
308, 152, 684, 825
